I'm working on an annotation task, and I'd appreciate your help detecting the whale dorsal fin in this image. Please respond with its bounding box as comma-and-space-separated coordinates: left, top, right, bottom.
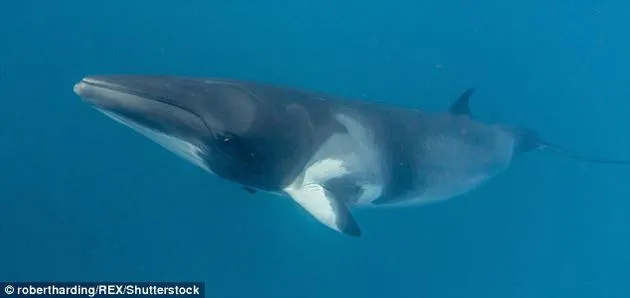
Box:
450, 88, 475, 116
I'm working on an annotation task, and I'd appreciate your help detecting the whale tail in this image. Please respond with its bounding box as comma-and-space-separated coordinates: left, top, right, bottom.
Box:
514, 127, 630, 165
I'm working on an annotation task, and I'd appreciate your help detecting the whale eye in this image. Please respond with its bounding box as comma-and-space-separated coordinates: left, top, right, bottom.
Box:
219, 132, 236, 143
214, 132, 256, 161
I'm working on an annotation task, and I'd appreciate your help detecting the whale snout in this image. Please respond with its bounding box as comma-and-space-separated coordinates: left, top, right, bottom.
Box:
72, 75, 211, 139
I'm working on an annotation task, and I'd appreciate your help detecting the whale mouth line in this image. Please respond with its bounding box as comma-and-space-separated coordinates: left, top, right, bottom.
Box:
74, 77, 216, 139
75, 77, 187, 112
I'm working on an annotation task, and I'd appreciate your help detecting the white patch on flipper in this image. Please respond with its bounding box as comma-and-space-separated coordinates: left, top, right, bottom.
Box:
282, 112, 384, 233
284, 183, 342, 232
288, 113, 384, 203
97, 109, 213, 174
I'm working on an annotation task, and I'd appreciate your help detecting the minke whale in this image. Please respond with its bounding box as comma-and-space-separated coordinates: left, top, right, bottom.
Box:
73, 75, 630, 237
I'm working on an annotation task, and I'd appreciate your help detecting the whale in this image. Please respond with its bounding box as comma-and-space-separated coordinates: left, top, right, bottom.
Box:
73, 75, 630, 236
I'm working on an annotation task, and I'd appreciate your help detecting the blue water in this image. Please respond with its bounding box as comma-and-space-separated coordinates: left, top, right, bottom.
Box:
1, 1, 629, 297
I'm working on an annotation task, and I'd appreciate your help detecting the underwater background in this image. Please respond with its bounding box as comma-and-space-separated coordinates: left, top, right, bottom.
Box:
1, 0, 629, 297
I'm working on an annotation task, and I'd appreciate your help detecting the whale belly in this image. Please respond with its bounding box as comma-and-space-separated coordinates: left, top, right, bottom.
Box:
407, 171, 492, 205
378, 130, 516, 207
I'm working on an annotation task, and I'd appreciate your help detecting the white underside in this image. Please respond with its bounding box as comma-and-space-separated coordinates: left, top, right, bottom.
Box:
384, 134, 515, 207
383, 172, 492, 208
